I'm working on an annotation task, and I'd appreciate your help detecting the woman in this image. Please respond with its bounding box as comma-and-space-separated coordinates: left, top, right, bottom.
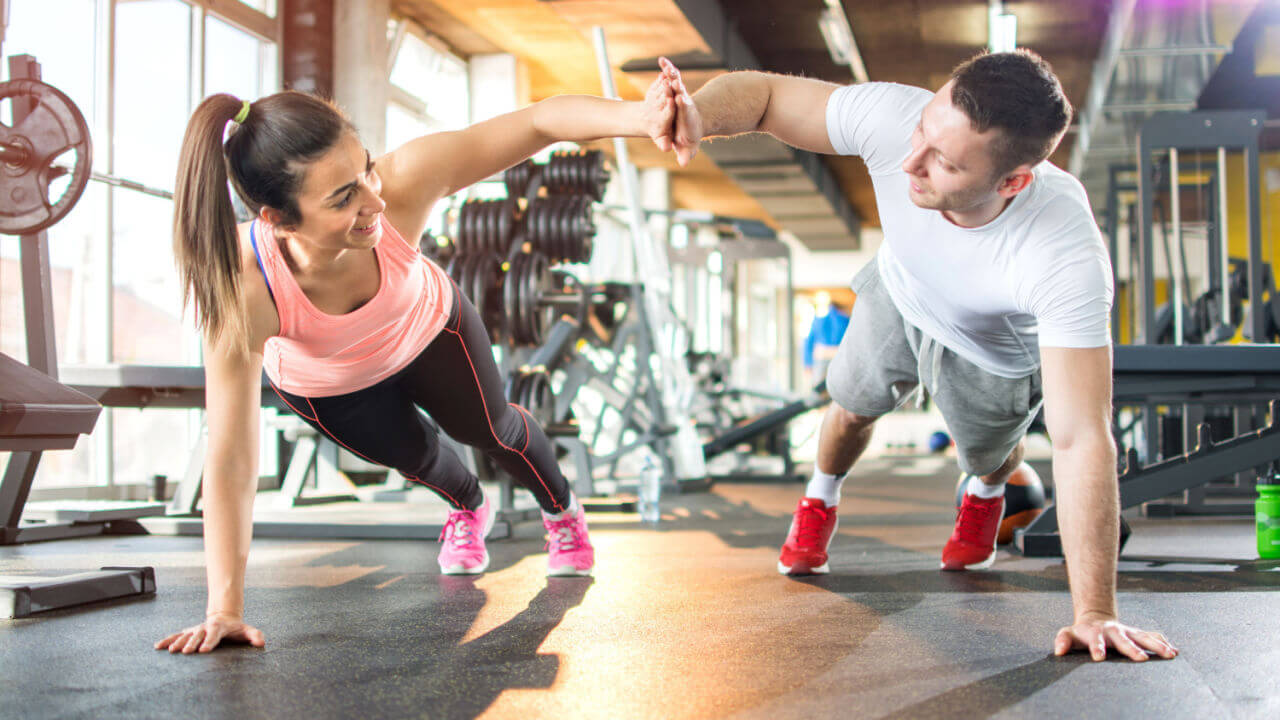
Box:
155, 76, 679, 654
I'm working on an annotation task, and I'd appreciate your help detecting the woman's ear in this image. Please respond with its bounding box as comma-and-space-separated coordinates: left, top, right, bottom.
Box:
259, 206, 291, 231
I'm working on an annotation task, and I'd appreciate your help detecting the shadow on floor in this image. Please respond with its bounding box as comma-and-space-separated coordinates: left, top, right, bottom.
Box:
84, 576, 596, 719
870, 654, 1085, 720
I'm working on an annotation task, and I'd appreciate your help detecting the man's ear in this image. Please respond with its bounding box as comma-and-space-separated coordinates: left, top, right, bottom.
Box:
997, 166, 1035, 198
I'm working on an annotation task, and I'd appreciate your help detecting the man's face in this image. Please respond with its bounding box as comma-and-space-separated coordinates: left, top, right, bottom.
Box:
901, 81, 1005, 214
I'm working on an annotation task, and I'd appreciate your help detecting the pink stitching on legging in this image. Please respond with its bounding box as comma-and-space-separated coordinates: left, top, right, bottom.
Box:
402, 474, 465, 509
300, 397, 469, 510
443, 325, 563, 512
269, 383, 317, 422
272, 382, 466, 509
511, 404, 532, 453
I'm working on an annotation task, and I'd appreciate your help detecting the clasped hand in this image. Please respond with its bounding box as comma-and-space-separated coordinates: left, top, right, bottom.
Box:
642, 57, 703, 166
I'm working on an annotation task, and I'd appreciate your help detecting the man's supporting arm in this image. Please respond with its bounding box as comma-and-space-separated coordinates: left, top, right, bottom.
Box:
1040, 345, 1177, 661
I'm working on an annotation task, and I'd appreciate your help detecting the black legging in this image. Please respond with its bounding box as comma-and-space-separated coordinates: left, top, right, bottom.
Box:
269, 285, 571, 513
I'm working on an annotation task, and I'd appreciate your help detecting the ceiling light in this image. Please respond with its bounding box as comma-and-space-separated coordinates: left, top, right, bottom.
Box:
818, 1, 869, 83
988, 0, 1018, 53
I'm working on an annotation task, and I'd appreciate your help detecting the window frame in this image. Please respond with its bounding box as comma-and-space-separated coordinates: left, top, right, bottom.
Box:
5, 0, 283, 498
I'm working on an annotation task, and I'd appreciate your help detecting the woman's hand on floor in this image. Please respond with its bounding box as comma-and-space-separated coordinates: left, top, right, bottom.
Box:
155, 612, 265, 654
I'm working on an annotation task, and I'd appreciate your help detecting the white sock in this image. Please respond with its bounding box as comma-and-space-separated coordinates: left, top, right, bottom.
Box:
966, 475, 1006, 499
542, 494, 577, 521
805, 470, 845, 507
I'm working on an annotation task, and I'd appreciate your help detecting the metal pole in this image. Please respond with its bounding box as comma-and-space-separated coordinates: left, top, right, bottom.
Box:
103, 0, 118, 489
1169, 148, 1183, 345
1137, 142, 1156, 343
1117, 44, 1230, 57
590, 27, 648, 268
1246, 121, 1265, 342
589, 25, 706, 482
1069, 0, 1138, 176
1106, 165, 1122, 344
1217, 146, 1230, 326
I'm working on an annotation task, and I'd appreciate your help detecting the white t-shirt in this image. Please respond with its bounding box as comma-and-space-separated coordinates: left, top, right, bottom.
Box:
826, 82, 1113, 378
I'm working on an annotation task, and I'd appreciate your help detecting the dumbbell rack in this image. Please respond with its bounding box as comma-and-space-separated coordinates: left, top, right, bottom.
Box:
430, 149, 712, 511
433, 151, 616, 513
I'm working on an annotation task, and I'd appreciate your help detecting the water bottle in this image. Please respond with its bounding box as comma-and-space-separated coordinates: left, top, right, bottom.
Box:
1257, 477, 1280, 559
638, 456, 662, 524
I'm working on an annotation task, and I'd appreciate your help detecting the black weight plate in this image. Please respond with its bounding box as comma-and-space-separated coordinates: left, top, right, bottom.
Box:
534, 202, 552, 256
476, 253, 492, 323
514, 253, 533, 345
503, 253, 521, 343
497, 199, 515, 254
466, 252, 482, 319
485, 201, 500, 253
458, 253, 477, 289
517, 253, 536, 345
478, 254, 502, 340
524, 252, 550, 346
461, 203, 475, 254
510, 253, 528, 345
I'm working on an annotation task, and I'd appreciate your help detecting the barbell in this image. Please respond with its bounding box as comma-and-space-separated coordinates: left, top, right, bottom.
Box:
0, 79, 93, 236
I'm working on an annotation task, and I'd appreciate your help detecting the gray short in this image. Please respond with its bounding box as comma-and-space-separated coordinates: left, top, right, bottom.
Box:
826, 257, 1043, 476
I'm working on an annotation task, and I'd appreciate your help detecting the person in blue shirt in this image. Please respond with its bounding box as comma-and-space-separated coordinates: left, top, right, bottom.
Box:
803, 290, 850, 386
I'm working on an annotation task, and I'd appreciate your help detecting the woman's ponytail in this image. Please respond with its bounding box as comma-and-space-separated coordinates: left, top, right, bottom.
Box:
173, 94, 251, 353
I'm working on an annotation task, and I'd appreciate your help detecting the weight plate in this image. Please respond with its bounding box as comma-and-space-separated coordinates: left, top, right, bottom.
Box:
0, 79, 93, 235
503, 252, 521, 343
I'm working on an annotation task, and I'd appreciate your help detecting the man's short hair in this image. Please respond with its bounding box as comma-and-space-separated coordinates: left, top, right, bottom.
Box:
950, 49, 1072, 176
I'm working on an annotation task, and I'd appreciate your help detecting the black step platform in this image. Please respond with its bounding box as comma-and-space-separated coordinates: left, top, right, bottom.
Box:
1, 566, 155, 619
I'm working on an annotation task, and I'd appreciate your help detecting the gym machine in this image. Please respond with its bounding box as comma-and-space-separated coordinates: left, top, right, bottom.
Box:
0, 55, 153, 617
668, 226, 814, 483
1017, 109, 1279, 556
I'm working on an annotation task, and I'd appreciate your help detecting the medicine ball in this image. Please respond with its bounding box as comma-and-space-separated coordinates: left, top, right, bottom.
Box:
927, 430, 951, 454
954, 463, 1046, 544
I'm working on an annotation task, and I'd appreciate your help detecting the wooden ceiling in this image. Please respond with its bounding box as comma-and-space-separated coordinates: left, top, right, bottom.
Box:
393, 0, 1116, 230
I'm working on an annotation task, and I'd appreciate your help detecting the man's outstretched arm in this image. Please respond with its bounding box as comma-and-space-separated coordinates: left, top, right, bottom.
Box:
658, 57, 841, 164
1040, 345, 1178, 661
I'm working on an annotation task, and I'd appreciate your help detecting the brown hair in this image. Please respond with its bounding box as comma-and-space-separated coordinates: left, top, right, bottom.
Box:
172, 91, 353, 351
949, 49, 1072, 176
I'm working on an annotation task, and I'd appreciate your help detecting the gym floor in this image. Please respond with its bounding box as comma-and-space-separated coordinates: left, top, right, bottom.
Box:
4, 456, 1278, 720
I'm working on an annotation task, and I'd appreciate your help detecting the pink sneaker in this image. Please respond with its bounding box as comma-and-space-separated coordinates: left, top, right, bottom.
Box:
438, 495, 495, 575
544, 504, 594, 577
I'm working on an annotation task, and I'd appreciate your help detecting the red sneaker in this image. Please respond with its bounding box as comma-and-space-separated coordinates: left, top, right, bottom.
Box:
778, 498, 839, 575
941, 490, 1004, 571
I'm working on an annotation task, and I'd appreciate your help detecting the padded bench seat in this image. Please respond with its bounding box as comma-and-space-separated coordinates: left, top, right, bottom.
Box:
60, 364, 287, 410
0, 353, 101, 452
1112, 345, 1280, 404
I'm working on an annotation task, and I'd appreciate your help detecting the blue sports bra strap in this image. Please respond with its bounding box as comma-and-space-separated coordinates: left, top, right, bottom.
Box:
249, 220, 276, 303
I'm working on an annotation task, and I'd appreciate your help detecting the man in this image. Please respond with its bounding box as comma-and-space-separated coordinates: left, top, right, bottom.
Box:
803, 290, 850, 385
649, 51, 1176, 662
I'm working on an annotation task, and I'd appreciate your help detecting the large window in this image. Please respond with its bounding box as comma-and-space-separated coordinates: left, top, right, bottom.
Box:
384, 20, 472, 240
1, 0, 280, 491
385, 23, 469, 150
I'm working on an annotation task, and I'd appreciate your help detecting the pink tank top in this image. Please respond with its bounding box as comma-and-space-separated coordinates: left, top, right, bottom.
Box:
253, 216, 455, 397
